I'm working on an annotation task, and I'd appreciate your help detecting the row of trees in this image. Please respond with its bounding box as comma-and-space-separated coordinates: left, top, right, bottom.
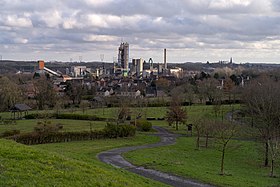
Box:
0, 75, 95, 111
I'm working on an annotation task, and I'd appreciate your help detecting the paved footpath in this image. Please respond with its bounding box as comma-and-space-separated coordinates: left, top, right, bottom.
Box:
98, 126, 214, 187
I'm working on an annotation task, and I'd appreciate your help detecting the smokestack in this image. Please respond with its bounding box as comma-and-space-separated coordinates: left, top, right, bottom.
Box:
164, 48, 167, 69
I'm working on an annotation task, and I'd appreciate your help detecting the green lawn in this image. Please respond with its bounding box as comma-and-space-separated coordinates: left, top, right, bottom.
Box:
125, 136, 280, 187
67, 104, 239, 120
0, 134, 167, 187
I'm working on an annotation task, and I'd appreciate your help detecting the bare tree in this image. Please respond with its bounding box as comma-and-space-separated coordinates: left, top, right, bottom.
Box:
33, 77, 57, 110
213, 121, 236, 175
197, 78, 222, 103
243, 76, 280, 171
116, 103, 130, 125
166, 96, 187, 130
268, 126, 280, 177
0, 76, 22, 111
193, 117, 205, 149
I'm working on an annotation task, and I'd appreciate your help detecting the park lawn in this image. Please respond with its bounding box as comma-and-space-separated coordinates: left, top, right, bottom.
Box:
0, 136, 166, 187
148, 105, 240, 134
67, 104, 239, 120
125, 136, 280, 187
0, 119, 107, 134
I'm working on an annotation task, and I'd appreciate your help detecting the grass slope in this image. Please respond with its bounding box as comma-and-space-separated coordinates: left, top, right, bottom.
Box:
125, 136, 280, 187
0, 135, 167, 187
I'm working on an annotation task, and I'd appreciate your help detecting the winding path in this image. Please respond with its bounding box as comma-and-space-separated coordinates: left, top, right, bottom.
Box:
97, 126, 214, 187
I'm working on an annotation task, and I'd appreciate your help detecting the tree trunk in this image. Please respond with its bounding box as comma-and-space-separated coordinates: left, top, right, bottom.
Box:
220, 144, 226, 175
205, 134, 209, 148
176, 121, 178, 130
265, 142, 269, 167
270, 159, 274, 177
196, 131, 200, 149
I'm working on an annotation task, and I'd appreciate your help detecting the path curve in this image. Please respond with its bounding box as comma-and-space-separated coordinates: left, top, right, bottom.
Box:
97, 126, 214, 187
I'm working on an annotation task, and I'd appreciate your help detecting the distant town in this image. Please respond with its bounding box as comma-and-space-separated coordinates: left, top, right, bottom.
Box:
0, 42, 280, 108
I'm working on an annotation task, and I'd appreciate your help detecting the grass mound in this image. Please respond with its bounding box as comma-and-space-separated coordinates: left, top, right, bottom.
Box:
0, 139, 164, 187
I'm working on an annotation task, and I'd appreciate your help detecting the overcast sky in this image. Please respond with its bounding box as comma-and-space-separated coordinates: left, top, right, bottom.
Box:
1, 0, 280, 63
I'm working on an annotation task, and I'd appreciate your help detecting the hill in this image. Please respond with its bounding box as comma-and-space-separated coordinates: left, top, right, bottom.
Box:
0, 139, 164, 187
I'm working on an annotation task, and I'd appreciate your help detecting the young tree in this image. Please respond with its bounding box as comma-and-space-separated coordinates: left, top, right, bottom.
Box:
193, 117, 205, 149
116, 104, 130, 125
213, 121, 236, 175
79, 100, 89, 114
268, 126, 280, 177
166, 97, 187, 130
203, 119, 216, 148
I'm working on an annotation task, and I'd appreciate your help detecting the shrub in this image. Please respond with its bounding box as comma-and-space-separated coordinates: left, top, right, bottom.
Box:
34, 124, 63, 134
146, 117, 156, 120
1, 129, 20, 138
7, 123, 135, 145
104, 123, 136, 138
25, 113, 107, 121
24, 113, 39, 119
54, 113, 105, 121
136, 120, 152, 132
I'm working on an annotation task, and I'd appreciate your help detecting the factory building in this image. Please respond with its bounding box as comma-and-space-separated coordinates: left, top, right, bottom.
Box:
118, 42, 129, 70
131, 58, 144, 77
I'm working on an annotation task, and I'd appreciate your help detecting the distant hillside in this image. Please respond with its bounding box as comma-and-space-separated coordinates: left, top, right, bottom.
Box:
0, 139, 160, 187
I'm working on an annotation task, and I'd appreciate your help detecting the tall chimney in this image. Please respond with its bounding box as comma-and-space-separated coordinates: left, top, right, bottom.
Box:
164, 48, 167, 69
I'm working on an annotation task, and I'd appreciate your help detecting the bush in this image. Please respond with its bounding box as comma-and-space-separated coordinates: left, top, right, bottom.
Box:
7, 123, 135, 145
146, 117, 156, 120
24, 113, 107, 121
136, 120, 152, 132
54, 113, 105, 121
104, 123, 136, 138
34, 124, 63, 134
1, 129, 20, 138
24, 113, 39, 119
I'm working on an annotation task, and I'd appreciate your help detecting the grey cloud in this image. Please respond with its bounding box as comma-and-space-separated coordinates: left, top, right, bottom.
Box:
0, 0, 279, 62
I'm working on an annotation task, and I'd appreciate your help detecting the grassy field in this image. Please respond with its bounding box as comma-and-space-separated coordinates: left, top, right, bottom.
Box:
0, 104, 239, 135
0, 134, 167, 187
125, 136, 280, 187
66, 104, 238, 121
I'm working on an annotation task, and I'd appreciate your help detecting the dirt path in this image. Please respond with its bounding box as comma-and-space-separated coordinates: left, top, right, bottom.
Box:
97, 126, 214, 187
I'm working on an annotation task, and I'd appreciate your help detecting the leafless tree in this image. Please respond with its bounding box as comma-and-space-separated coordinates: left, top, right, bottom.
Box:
243, 76, 280, 172
213, 121, 237, 175
116, 103, 130, 125
166, 96, 187, 130
197, 78, 222, 103
33, 77, 57, 110
0, 76, 22, 111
